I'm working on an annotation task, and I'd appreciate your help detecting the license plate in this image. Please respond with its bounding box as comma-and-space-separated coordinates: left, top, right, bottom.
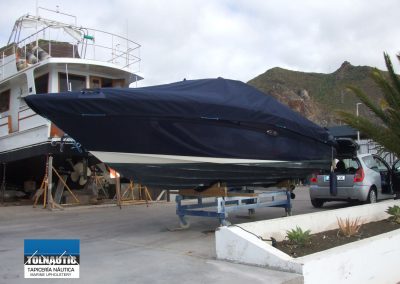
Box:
324, 175, 345, 181
337, 175, 345, 181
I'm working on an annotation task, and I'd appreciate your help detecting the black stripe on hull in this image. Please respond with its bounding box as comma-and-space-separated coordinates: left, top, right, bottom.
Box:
108, 160, 329, 189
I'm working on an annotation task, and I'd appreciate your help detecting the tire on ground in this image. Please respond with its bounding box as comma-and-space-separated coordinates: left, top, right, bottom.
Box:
311, 198, 324, 208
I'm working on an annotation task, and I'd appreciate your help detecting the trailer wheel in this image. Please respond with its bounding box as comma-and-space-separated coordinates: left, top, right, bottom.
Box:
179, 216, 190, 229
220, 219, 231, 226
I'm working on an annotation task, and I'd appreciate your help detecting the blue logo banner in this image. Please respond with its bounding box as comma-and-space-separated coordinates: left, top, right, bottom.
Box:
24, 239, 80, 256
24, 239, 80, 278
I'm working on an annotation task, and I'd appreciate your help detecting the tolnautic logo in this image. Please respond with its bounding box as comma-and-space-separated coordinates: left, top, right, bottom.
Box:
24, 239, 80, 278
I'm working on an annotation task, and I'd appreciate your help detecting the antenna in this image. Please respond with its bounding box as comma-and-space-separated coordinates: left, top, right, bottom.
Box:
37, 6, 77, 26
126, 19, 129, 66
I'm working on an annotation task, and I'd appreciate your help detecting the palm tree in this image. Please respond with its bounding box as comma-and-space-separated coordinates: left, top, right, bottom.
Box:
336, 53, 400, 157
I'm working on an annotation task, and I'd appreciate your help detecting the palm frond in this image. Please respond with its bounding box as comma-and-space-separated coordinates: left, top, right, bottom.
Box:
345, 86, 388, 123
371, 69, 400, 110
384, 52, 400, 99
336, 110, 400, 156
337, 53, 400, 158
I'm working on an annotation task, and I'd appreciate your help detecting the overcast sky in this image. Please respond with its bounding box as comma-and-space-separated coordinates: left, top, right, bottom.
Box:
0, 0, 398, 86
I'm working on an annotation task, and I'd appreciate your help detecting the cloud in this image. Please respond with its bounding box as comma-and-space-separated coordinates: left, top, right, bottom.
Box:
0, 0, 399, 87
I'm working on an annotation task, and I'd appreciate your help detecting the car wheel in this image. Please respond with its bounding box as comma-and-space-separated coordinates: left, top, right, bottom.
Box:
311, 199, 324, 208
366, 188, 377, 204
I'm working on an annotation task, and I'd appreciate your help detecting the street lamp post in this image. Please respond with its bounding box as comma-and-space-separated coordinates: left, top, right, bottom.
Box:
356, 103, 362, 142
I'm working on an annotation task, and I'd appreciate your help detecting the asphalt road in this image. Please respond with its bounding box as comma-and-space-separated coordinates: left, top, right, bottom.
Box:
0, 186, 352, 284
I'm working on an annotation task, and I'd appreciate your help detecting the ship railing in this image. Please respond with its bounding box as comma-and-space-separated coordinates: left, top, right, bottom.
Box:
0, 44, 19, 80
18, 107, 48, 133
0, 24, 141, 80
0, 114, 11, 137
0, 108, 49, 137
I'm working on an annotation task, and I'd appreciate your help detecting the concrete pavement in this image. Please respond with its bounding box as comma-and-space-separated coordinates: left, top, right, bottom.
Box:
0, 187, 349, 284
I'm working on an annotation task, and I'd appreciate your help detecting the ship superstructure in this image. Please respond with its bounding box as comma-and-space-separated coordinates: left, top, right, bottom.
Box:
0, 9, 142, 189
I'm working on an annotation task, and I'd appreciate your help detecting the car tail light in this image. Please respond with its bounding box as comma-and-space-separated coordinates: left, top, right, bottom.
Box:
354, 168, 365, 182
310, 173, 318, 183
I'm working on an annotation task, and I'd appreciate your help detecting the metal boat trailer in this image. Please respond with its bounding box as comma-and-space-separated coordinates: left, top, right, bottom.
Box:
175, 184, 294, 228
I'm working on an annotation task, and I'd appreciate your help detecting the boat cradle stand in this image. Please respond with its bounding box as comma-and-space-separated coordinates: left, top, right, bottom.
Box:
175, 183, 293, 228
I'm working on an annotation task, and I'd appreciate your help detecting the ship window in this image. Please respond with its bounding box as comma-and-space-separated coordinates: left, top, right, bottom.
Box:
35, 73, 49, 94
90, 77, 101, 88
0, 89, 10, 113
102, 78, 113, 87
112, 79, 125, 88
59, 73, 86, 92
89, 77, 114, 88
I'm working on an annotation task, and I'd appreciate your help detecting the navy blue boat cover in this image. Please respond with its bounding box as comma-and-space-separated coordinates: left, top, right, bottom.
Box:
26, 78, 331, 144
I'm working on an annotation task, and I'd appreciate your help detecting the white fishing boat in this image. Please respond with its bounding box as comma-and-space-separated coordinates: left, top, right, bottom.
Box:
0, 7, 142, 190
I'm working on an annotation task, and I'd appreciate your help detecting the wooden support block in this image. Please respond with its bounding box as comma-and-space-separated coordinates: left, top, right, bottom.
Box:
276, 179, 295, 190
179, 183, 228, 197
120, 200, 148, 205
226, 192, 257, 197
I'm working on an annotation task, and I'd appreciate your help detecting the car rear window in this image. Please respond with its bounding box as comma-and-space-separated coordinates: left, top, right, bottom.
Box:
334, 158, 359, 174
362, 155, 378, 169
344, 158, 359, 170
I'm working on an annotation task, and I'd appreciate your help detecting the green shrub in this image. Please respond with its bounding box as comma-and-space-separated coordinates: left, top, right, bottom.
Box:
286, 226, 311, 246
386, 205, 400, 224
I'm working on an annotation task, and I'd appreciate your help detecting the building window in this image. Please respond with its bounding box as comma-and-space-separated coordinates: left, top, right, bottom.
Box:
59, 73, 86, 92
0, 90, 10, 113
35, 73, 49, 94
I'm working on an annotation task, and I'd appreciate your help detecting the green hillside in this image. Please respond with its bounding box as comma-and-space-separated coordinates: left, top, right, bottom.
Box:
248, 61, 385, 126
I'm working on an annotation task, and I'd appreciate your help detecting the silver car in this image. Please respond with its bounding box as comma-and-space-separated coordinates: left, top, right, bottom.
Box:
309, 152, 397, 208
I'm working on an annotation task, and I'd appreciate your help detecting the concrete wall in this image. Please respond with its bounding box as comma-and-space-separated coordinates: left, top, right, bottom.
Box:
235, 200, 399, 241
299, 229, 400, 284
216, 200, 400, 283
215, 226, 302, 274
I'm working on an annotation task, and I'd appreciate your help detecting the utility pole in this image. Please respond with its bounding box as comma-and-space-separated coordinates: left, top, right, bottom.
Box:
356, 102, 362, 143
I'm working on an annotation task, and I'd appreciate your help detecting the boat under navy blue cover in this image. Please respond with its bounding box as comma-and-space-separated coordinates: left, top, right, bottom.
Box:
26, 78, 335, 189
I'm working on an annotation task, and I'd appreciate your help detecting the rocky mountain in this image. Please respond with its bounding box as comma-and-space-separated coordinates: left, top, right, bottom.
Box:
248, 61, 385, 126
